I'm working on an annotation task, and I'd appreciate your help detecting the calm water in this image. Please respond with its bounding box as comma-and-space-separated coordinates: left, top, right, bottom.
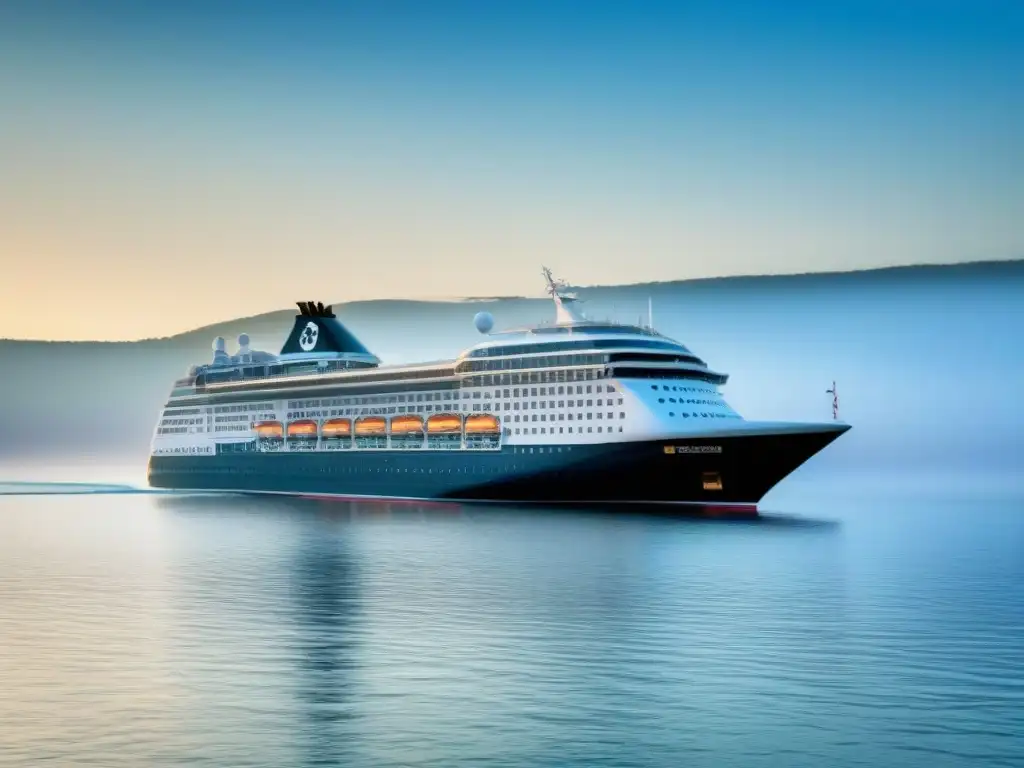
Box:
1, 479, 1023, 767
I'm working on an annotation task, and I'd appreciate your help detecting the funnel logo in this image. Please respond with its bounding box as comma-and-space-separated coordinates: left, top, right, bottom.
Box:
299, 321, 319, 351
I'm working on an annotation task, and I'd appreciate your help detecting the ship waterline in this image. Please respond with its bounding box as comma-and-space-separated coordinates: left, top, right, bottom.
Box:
149, 426, 848, 506
147, 270, 849, 506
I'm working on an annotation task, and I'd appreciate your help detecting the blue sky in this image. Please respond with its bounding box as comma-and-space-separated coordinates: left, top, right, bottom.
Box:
1, 0, 1021, 339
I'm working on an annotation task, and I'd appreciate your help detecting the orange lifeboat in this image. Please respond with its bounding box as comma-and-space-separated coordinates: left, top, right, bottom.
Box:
464, 414, 500, 433
390, 415, 425, 434
321, 418, 352, 439
390, 414, 425, 449
355, 416, 387, 435
287, 419, 318, 439
426, 413, 462, 433
254, 421, 284, 439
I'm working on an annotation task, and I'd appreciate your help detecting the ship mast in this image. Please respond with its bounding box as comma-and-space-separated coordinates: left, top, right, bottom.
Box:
826, 381, 839, 420
541, 266, 586, 325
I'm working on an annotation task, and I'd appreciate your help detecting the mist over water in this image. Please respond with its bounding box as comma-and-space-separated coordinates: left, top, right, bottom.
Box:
1, 262, 1021, 480
1, 264, 1022, 765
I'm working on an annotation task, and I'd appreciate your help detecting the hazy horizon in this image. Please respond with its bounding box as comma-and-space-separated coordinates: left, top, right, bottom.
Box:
2, 264, 1021, 481
1, 257, 1019, 343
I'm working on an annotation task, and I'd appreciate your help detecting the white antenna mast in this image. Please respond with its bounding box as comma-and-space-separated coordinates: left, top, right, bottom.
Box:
648, 296, 653, 329
541, 266, 586, 324
826, 381, 839, 420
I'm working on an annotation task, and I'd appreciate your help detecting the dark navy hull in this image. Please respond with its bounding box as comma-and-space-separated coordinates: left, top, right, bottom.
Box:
148, 425, 848, 506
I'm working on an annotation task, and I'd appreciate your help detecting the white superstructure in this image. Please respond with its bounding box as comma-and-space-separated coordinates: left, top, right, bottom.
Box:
150, 269, 755, 458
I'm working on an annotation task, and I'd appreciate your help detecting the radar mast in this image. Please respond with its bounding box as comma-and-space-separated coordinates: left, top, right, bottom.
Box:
541, 266, 587, 325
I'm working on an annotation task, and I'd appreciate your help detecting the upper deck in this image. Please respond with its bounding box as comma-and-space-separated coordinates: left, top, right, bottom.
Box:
169, 269, 728, 402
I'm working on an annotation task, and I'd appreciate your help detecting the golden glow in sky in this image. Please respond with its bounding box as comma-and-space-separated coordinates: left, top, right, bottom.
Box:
1, 2, 1020, 340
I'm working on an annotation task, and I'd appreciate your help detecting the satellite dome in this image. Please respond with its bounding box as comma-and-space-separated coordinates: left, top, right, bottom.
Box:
212, 336, 226, 353
238, 333, 250, 348
473, 311, 494, 334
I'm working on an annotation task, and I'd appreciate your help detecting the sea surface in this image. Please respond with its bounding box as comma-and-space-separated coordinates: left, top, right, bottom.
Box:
1, 470, 1022, 768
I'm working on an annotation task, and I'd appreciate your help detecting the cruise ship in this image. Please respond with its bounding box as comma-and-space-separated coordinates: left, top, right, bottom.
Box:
147, 269, 850, 508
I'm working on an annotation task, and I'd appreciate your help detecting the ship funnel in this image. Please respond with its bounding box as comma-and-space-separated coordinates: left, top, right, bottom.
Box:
279, 301, 379, 362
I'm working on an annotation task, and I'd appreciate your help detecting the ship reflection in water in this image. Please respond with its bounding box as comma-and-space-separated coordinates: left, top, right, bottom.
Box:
1, 489, 1022, 767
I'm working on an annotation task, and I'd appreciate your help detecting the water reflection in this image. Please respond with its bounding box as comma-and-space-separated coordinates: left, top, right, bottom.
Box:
156, 491, 840, 527
289, 513, 361, 766
6, 491, 1016, 766
157, 493, 847, 765
155, 494, 367, 765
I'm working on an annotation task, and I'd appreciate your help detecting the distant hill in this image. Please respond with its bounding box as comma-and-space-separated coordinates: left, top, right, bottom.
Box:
1, 259, 1021, 475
